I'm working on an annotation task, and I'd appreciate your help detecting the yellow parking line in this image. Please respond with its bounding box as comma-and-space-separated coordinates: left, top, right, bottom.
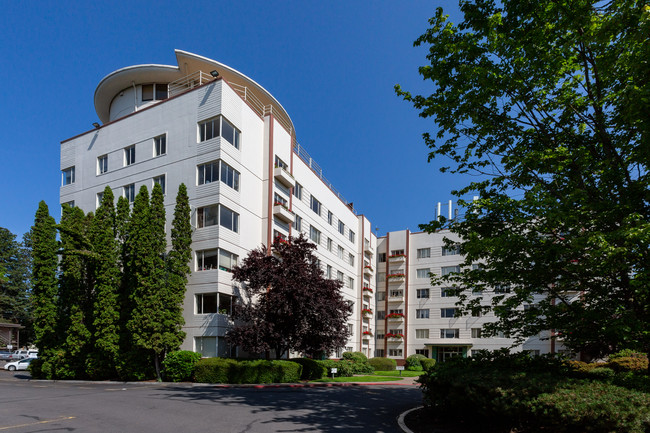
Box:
0, 416, 76, 430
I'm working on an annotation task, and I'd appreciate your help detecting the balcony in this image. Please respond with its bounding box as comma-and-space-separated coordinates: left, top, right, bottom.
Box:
387, 293, 404, 303
364, 240, 373, 255
362, 331, 373, 340
386, 273, 406, 283
388, 254, 407, 263
362, 287, 373, 299
274, 166, 295, 188
361, 308, 373, 318
363, 265, 374, 276
386, 313, 405, 321
386, 333, 404, 342
273, 204, 295, 224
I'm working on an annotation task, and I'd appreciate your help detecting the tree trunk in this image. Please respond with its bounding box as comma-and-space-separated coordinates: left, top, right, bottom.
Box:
154, 352, 161, 381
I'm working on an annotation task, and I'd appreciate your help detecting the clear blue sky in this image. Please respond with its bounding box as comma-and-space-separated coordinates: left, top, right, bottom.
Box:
0, 1, 470, 239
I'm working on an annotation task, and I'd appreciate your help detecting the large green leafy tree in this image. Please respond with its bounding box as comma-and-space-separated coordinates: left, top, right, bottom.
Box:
396, 1, 650, 360
227, 235, 352, 359
0, 228, 32, 333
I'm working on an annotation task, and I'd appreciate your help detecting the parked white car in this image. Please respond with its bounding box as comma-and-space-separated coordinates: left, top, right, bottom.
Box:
8, 349, 38, 360
4, 357, 33, 371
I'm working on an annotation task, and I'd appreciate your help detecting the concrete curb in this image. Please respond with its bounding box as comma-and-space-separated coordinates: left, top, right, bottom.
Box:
397, 405, 423, 433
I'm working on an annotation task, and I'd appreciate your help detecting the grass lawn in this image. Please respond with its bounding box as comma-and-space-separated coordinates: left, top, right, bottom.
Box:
310, 375, 403, 383
373, 370, 422, 377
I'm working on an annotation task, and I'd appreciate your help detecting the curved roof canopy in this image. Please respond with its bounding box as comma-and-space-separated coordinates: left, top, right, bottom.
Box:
93, 50, 294, 132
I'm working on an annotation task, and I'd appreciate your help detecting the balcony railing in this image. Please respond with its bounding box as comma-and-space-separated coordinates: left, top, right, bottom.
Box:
274, 166, 295, 188
273, 204, 295, 224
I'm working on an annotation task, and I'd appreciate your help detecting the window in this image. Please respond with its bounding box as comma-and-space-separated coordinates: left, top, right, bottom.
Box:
221, 161, 240, 190
196, 249, 219, 271
348, 253, 354, 266
310, 225, 321, 244
417, 248, 431, 259
154, 134, 166, 156
124, 145, 135, 166
196, 293, 218, 314
198, 161, 219, 185
416, 309, 430, 319
293, 214, 302, 231
416, 289, 430, 299
375, 349, 385, 357
274, 155, 288, 170
416, 349, 429, 357
336, 271, 344, 282
347, 324, 354, 336
310, 196, 321, 216
327, 211, 333, 225
326, 265, 332, 279
327, 238, 333, 251
153, 175, 166, 194
376, 333, 385, 340
348, 277, 354, 289
218, 249, 238, 272
377, 310, 386, 320
389, 349, 403, 357
199, 116, 241, 148
441, 266, 461, 276
442, 245, 461, 256
61, 201, 75, 208
275, 179, 291, 196
416, 329, 429, 339
197, 205, 219, 228
441, 308, 457, 318
471, 328, 482, 338
123, 184, 135, 203
389, 289, 403, 298
273, 230, 286, 242
391, 249, 404, 256
389, 309, 403, 315
441, 287, 455, 297
96, 192, 104, 208
471, 309, 482, 317
97, 155, 108, 175
377, 292, 386, 302
378, 253, 386, 263
337, 246, 344, 259
440, 329, 459, 339
194, 336, 216, 358
377, 272, 386, 283
494, 284, 512, 294
349, 230, 355, 243
62, 166, 75, 185
416, 268, 430, 279
388, 328, 402, 335
293, 182, 302, 200
220, 205, 239, 232
142, 83, 167, 101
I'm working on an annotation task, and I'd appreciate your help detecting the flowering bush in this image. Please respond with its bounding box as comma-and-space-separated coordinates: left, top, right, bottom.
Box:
386, 313, 405, 319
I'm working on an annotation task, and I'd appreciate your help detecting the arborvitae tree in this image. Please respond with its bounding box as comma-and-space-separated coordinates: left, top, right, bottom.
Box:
30, 201, 59, 377
57, 205, 93, 378
163, 183, 191, 358
88, 187, 121, 379
0, 228, 32, 331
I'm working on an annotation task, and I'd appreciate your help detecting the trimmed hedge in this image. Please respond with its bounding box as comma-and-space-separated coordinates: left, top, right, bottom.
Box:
607, 356, 648, 372
420, 358, 436, 371
162, 351, 202, 382
290, 358, 327, 380
194, 358, 301, 384
317, 359, 355, 377
369, 357, 396, 371
405, 354, 427, 371
342, 351, 374, 374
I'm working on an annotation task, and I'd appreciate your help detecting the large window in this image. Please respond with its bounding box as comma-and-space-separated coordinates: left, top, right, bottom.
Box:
197, 160, 240, 191
199, 116, 240, 148
142, 83, 168, 101
220, 205, 239, 232
378, 253, 386, 263
441, 308, 457, 318
123, 184, 135, 203
417, 248, 431, 259
441, 287, 455, 297
154, 134, 167, 157
310, 225, 321, 244
194, 336, 216, 358
471, 328, 482, 338
124, 145, 135, 166
416, 288, 430, 299
440, 329, 460, 339
197, 205, 219, 228
310, 195, 321, 216
416, 268, 430, 279
196, 293, 234, 315
62, 166, 75, 185
97, 155, 108, 175
416, 309, 430, 319
442, 245, 461, 256
441, 266, 461, 276
389, 349, 403, 357
416, 329, 429, 339
153, 175, 166, 194
196, 248, 238, 272
416, 349, 429, 357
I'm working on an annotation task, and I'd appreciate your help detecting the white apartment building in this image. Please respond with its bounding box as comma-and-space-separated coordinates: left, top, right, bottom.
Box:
375, 229, 565, 363
59, 50, 377, 359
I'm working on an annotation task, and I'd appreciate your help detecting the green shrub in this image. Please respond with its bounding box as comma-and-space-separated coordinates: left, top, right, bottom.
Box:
529, 382, 650, 433
194, 358, 236, 383
405, 354, 426, 371
317, 359, 355, 377
162, 351, 202, 382
420, 358, 436, 371
229, 360, 301, 384
607, 356, 649, 372
585, 367, 616, 381
290, 358, 326, 380
342, 351, 374, 374
609, 349, 647, 360
369, 357, 396, 371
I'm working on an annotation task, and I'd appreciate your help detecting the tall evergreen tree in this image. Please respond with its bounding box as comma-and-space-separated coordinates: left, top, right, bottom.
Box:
163, 183, 191, 357
31, 201, 59, 376
0, 228, 32, 330
88, 187, 121, 379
